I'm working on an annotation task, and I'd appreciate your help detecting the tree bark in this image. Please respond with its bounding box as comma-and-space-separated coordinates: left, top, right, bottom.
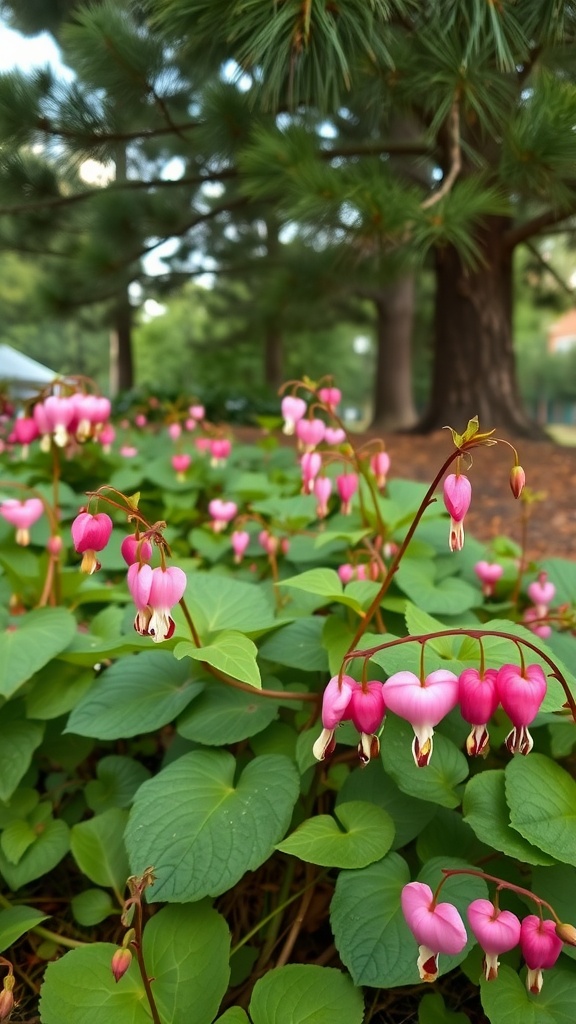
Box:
418, 216, 544, 438
370, 276, 418, 431
109, 296, 133, 395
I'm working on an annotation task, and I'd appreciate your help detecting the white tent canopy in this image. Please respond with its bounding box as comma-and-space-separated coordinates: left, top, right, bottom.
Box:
0, 344, 58, 397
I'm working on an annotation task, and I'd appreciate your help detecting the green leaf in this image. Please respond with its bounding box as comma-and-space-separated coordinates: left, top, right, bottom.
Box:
177, 682, 281, 745
0, 703, 44, 801
70, 809, 130, 892
126, 751, 300, 902
532, 865, 576, 962
381, 715, 469, 808
216, 1011, 250, 1024
25, 661, 94, 719
463, 769, 557, 866
332, 856, 483, 991
337, 759, 437, 849
395, 559, 478, 615
331, 852, 415, 987
480, 962, 576, 1024
40, 902, 231, 1024
259, 617, 329, 671
71, 889, 116, 927
419, 992, 470, 1024
416, 807, 488, 864
175, 630, 261, 688
0, 817, 69, 890
249, 965, 364, 1024
277, 801, 395, 868
182, 572, 277, 635
506, 754, 576, 866
280, 568, 364, 612
1, 819, 37, 864
0, 905, 48, 952
66, 650, 204, 739
85, 756, 151, 813
0, 608, 77, 698
405, 603, 454, 659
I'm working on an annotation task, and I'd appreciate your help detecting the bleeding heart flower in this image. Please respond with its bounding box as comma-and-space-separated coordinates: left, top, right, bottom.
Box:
383, 669, 460, 766
496, 663, 547, 755
401, 882, 468, 982
467, 899, 521, 980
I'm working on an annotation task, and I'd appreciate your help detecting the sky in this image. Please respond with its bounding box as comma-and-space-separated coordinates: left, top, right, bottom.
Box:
0, 22, 72, 77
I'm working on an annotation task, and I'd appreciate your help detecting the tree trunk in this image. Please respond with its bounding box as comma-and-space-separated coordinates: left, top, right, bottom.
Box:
263, 320, 283, 390
109, 296, 134, 395
370, 276, 418, 431
418, 216, 544, 438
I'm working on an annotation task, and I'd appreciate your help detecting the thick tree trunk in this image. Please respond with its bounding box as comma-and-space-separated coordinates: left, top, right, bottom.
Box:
370, 276, 418, 431
418, 217, 543, 438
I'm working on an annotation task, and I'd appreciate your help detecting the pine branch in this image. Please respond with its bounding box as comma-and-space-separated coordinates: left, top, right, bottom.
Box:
0, 169, 238, 216
34, 115, 201, 144
505, 206, 576, 249
524, 240, 575, 299
421, 99, 461, 211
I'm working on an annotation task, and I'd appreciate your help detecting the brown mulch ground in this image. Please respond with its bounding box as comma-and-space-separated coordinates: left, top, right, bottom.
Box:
238, 426, 576, 563
366, 430, 576, 563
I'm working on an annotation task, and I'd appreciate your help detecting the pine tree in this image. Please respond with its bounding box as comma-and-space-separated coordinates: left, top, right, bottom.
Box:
152, 0, 576, 435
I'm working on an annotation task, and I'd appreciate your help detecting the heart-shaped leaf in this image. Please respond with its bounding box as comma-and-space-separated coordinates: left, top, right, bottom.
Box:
126, 751, 300, 902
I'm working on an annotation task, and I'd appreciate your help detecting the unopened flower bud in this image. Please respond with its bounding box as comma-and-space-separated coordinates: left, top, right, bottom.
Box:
510, 464, 525, 499
47, 535, 63, 557
556, 921, 576, 946
111, 946, 132, 983
0, 974, 14, 1021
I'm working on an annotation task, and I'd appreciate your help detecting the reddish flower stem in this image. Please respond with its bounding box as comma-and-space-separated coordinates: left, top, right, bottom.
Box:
437, 868, 561, 923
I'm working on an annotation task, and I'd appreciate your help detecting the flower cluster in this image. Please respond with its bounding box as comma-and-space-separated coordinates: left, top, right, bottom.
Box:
70, 510, 186, 643
281, 382, 391, 519
10, 392, 112, 454
401, 883, 567, 994
313, 660, 547, 766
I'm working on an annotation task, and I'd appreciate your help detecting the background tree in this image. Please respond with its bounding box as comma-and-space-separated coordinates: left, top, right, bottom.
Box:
154, 0, 576, 435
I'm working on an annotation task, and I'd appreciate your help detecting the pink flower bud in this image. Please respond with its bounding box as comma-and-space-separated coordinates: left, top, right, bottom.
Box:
13, 416, 39, 446
314, 476, 332, 518
208, 499, 237, 532
510, 464, 525, 499
467, 899, 521, 981
97, 423, 116, 450
336, 473, 358, 514
324, 427, 346, 445
281, 395, 307, 435
312, 675, 355, 761
121, 534, 153, 566
231, 529, 250, 563
111, 946, 132, 983
496, 663, 547, 755
338, 563, 355, 584
443, 473, 472, 551
523, 607, 551, 639
300, 451, 322, 493
384, 669, 460, 766
210, 438, 232, 465
171, 453, 191, 477
520, 915, 562, 993
0, 983, 14, 1021
458, 667, 499, 756
134, 414, 147, 428
401, 882, 468, 982
168, 423, 182, 440
120, 445, 138, 458
317, 386, 341, 412
47, 535, 63, 557
474, 561, 504, 597
71, 511, 113, 574
348, 681, 386, 763
0, 497, 44, 546
296, 417, 326, 451
189, 404, 205, 421
527, 574, 555, 609
370, 450, 391, 489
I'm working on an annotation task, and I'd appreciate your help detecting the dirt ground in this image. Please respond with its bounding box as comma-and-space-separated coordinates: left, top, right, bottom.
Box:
240, 425, 576, 563
368, 429, 576, 562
